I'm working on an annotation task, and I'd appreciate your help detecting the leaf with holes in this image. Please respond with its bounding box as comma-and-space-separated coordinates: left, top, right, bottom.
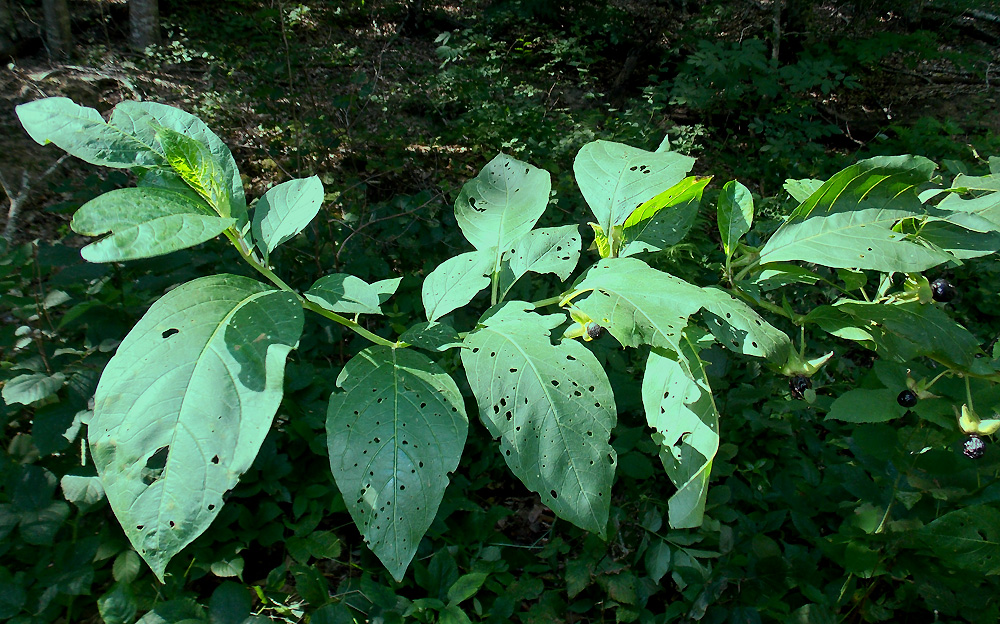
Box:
71, 187, 234, 263
461, 302, 617, 536
454, 152, 550, 277
496, 225, 582, 299
88, 274, 303, 581
421, 250, 493, 321
717, 180, 753, 258
620, 176, 710, 257
697, 287, 790, 361
326, 346, 468, 582
574, 140, 695, 235
641, 335, 719, 529
759, 155, 953, 271
252, 176, 324, 262
564, 257, 704, 352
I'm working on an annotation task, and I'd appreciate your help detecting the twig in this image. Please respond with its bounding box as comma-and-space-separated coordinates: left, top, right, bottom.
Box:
1, 155, 70, 244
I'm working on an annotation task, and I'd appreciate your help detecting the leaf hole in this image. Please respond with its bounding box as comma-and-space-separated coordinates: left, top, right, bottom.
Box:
162, 328, 179, 338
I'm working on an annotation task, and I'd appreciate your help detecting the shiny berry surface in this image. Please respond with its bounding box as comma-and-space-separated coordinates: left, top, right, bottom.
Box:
963, 435, 986, 459
897, 390, 918, 408
586, 323, 604, 339
789, 375, 811, 400
930, 278, 957, 303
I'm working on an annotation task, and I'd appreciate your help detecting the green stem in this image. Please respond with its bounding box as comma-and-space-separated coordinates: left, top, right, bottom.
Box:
726, 286, 804, 325
966, 375, 975, 411
530, 294, 569, 309
491, 270, 499, 306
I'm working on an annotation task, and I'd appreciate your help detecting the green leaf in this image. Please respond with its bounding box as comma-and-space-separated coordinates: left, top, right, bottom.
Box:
917, 506, 1000, 574
251, 176, 324, 262
98, 582, 138, 624
113, 550, 142, 583
574, 140, 695, 235
507, 225, 581, 282
588, 223, 611, 259
620, 176, 710, 257
642, 339, 719, 529
645, 540, 672, 584
825, 389, 907, 423
306, 273, 390, 316
156, 126, 233, 219
454, 152, 551, 276
717, 180, 754, 257
953, 172, 1000, 193
113, 101, 247, 225
566, 257, 704, 352
916, 221, 1000, 260
71, 187, 234, 263
439, 605, 473, 624
754, 263, 824, 291
209, 582, 252, 624
60, 474, 106, 511
88, 275, 304, 581
783, 178, 823, 203
462, 302, 617, 536
447, 572, 488, 605
697, 287, 791, 361
326, 347, 468, 582
421, 250, 492, 321
399, 322, 461, 352
1, 372, 65, 405
16, 97, 163, 168
760, 155, 952, 271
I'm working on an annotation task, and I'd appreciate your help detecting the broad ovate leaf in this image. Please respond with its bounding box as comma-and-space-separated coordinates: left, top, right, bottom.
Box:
496, 225, 582, 299
252, 176, 324, 261
16, 97, 162, 168
462, 302, 617, 536
71, 188, 234, 263
783, 178, 823, 203
326, 347, 468, 581
641, 337, 719, 528
916, 506, 1000, 574
156, 126, 232, 219
760, 155, 952, 272
697, 287, 790, 361
825, 389, 907, 423
620, 176, 710, 257
573, 140, 695, 235
421, 250, 492, 321
717, 180, 754, 258
1, 372, 66, 405
306, 273, 388, 316
454, 153, 551, 274
565, 258, 704, 352
88, 275, 304, 581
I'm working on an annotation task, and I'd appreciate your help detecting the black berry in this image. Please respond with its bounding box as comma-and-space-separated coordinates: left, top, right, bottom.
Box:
963, 435, 986, 459
930, 278, 957, 303
789, 375, 811, 400
586, 323, 604, 340
897, 390, 918, 408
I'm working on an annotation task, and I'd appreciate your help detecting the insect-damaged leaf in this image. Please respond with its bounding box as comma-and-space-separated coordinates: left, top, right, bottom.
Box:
326, 347, 468, 582
88, 275, 303, 581
462, 302, 617, 536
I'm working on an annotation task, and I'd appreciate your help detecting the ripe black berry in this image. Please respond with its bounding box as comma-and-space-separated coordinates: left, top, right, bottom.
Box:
897, 390, 918, 408
930, 278, 957, 303
963, 435, 986, 459
789, 375, 811, 400
586, 323, 604, 340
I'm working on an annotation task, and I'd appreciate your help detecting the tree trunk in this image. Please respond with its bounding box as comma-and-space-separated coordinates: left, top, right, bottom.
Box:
130, 0, 160, 50
42, 0, 72, 58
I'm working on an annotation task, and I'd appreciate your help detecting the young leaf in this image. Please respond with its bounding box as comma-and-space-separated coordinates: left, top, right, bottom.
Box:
566, 257, 705, 352
462, 302, 617, 536
760, 155, 952, 272
717, 180, 753, 258
306, 273, 389, 316
620, 176, 710, 257
588, 223, 612, 259
71, 187, 234, 263
16, 97, 163, 168
641, 337, 719, 529
156, 126, 232, 219
454, 153, 551, 276
326, 346, 468, 582
421, 251, 492, 321
251, 176, 324, 262
88, 275, 304, 581
574, 140, 695, 235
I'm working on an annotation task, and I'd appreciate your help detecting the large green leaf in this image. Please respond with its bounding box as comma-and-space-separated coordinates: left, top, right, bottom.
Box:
251, 176, 324, 262
112, 101, 248, 224
717, 180, 754, 258
496, 225, 582, 299
641, 335, 719, 528
760, 155, 953, 271
462, 302, 617, 535
573, 140, 695, 235
697, 287, 790, 361
620, 176, 709, 257
16, 97, 163, 168
88, 275, 304, 581
454, 153, 551, 276
71, 187, 234, 262
565, 258, 705, 352
306, 273, 391, 316
421, 251, 493, 321
825, 389, 907, 423
1, 372, 65, 405
916, 506, 1000, 574
326, 347, 468, 581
